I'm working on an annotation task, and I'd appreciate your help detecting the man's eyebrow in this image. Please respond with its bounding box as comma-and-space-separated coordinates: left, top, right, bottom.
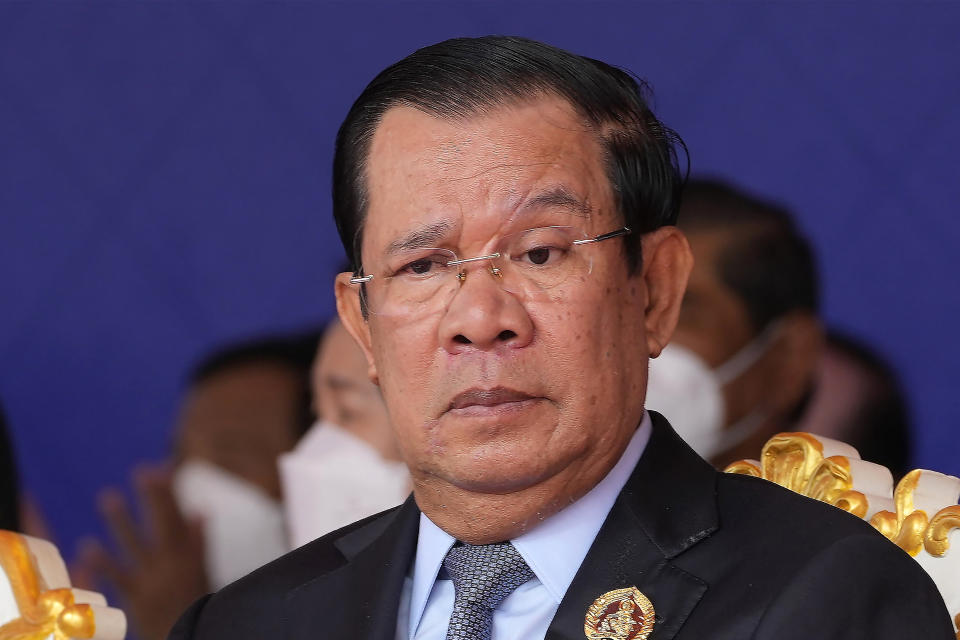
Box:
518, 186, 592, 217
385, 220, 454, 255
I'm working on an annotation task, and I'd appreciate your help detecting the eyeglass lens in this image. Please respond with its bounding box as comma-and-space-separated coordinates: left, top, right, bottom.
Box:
361, 226, 597, 318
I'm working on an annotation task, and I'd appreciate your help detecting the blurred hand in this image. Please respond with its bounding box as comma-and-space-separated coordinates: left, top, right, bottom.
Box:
75, 464, 209, 640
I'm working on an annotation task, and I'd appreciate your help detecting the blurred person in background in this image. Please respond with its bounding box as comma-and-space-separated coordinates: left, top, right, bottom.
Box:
1, 400, 21, 532
795, 329, 913, 479
77, 332, 318, 640
0, 398, 54, 539
646, 178, 823, 468
280, 318, 409, 548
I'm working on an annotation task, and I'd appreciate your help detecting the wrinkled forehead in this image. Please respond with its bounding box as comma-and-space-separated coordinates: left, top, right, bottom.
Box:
360, 99, 617, 260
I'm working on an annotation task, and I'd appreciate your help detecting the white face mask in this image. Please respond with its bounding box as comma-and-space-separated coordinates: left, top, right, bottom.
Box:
645, 325, 779, 460
278, 420, 410, 549
172, 460, 288, 590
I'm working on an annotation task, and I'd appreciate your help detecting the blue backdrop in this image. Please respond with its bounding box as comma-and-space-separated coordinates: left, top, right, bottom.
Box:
2, 1, 958, 557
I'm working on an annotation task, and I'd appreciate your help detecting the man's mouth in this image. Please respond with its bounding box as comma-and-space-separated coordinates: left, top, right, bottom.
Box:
447, 387, 540, 415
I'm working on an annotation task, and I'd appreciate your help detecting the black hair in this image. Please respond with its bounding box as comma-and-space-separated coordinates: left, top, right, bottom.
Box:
332, 35, 687, 275
189, 331, 323, 439
0, 400, 21, 532
678, 178, 819, 333
824, 330, 913, 479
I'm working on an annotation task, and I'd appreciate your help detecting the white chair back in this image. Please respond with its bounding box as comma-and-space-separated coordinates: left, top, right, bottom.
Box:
0, 530, 126, 640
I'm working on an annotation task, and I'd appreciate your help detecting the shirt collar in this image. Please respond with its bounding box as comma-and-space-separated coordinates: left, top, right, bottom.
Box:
511, 411, 652, 602
407, 508, 456, 639
407, 412, 652, 635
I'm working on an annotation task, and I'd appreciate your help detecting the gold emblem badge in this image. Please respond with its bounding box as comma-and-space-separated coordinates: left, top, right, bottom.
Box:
584, 586, 655, 640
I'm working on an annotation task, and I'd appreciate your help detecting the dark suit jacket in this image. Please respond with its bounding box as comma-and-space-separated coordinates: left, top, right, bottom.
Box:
169, 412, 954, 639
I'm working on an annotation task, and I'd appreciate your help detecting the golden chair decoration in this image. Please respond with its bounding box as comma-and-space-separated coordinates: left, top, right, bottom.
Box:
0, 530, 125, 640
723, 432, 893, 519
726, 432, 960, 638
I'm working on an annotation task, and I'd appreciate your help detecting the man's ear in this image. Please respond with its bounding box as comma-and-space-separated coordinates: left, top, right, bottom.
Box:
640, 227, 693, 358
334, 272, 379, 385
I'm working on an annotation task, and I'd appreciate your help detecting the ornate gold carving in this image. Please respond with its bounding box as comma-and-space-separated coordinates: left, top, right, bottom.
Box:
832, 491, 870, 519
723, 460, 761, 477
759, 432, 825, 492
730, 435, 960, 561
729, 432, 960, 633
869, 470, 929, 556
871, 472, 960, 558
584, 587, 655, 640
725, 433, 869, 518
0, 531, 96, 640
923, 505, 960, 557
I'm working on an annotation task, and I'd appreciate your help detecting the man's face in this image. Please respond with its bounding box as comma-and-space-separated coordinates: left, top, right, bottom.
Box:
337, 97, 688, 504
672, 230, 753, 368
176, 363, 301, 499
672, 227, 820, 465
672, 229, 758, 426
314, 320, 397, 460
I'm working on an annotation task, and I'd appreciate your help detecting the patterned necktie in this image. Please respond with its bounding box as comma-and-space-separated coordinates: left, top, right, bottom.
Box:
442, 542, 535, 640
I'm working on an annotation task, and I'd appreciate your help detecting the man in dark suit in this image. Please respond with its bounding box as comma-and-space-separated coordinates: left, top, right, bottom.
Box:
170, 36, 954, 639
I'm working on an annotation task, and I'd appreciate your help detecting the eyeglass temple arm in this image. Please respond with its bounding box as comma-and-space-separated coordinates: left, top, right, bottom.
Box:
572, 227, 632, 245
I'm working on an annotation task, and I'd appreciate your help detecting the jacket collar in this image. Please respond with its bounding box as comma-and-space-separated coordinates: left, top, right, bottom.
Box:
545, 411, 719, 640
284, 412, 718, 640
284, 495, 420, 640
628, 411, 720, 558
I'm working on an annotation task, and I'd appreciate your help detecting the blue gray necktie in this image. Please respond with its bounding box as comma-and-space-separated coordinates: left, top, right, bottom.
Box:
443, 542, 535, 640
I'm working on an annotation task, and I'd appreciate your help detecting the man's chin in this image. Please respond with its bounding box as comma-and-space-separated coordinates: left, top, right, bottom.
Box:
446, 473, 550, 496
420, 448, 574, 496
413, 460, 575, 543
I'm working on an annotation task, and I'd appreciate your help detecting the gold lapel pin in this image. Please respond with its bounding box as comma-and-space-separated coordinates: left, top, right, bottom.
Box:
584, 586, 655, 640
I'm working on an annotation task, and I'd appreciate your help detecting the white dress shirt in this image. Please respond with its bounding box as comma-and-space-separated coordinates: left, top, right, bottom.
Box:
396, 412, 653, 640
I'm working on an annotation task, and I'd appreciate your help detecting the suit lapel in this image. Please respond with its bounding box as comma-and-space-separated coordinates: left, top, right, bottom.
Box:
284, 496, 420, 640
546, 412, 718, 640
283, 414, 716, 640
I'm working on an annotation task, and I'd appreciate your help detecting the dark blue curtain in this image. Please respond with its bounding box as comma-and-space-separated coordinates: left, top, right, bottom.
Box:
1, 0, 957, 554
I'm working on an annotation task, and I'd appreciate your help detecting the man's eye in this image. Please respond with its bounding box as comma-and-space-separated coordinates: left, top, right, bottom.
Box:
521, 246, 560, 265
398, 256, 447, 276
409, 259, 434, 274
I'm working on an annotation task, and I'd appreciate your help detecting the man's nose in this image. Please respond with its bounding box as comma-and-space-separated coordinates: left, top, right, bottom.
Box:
438, 267, 534, 354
